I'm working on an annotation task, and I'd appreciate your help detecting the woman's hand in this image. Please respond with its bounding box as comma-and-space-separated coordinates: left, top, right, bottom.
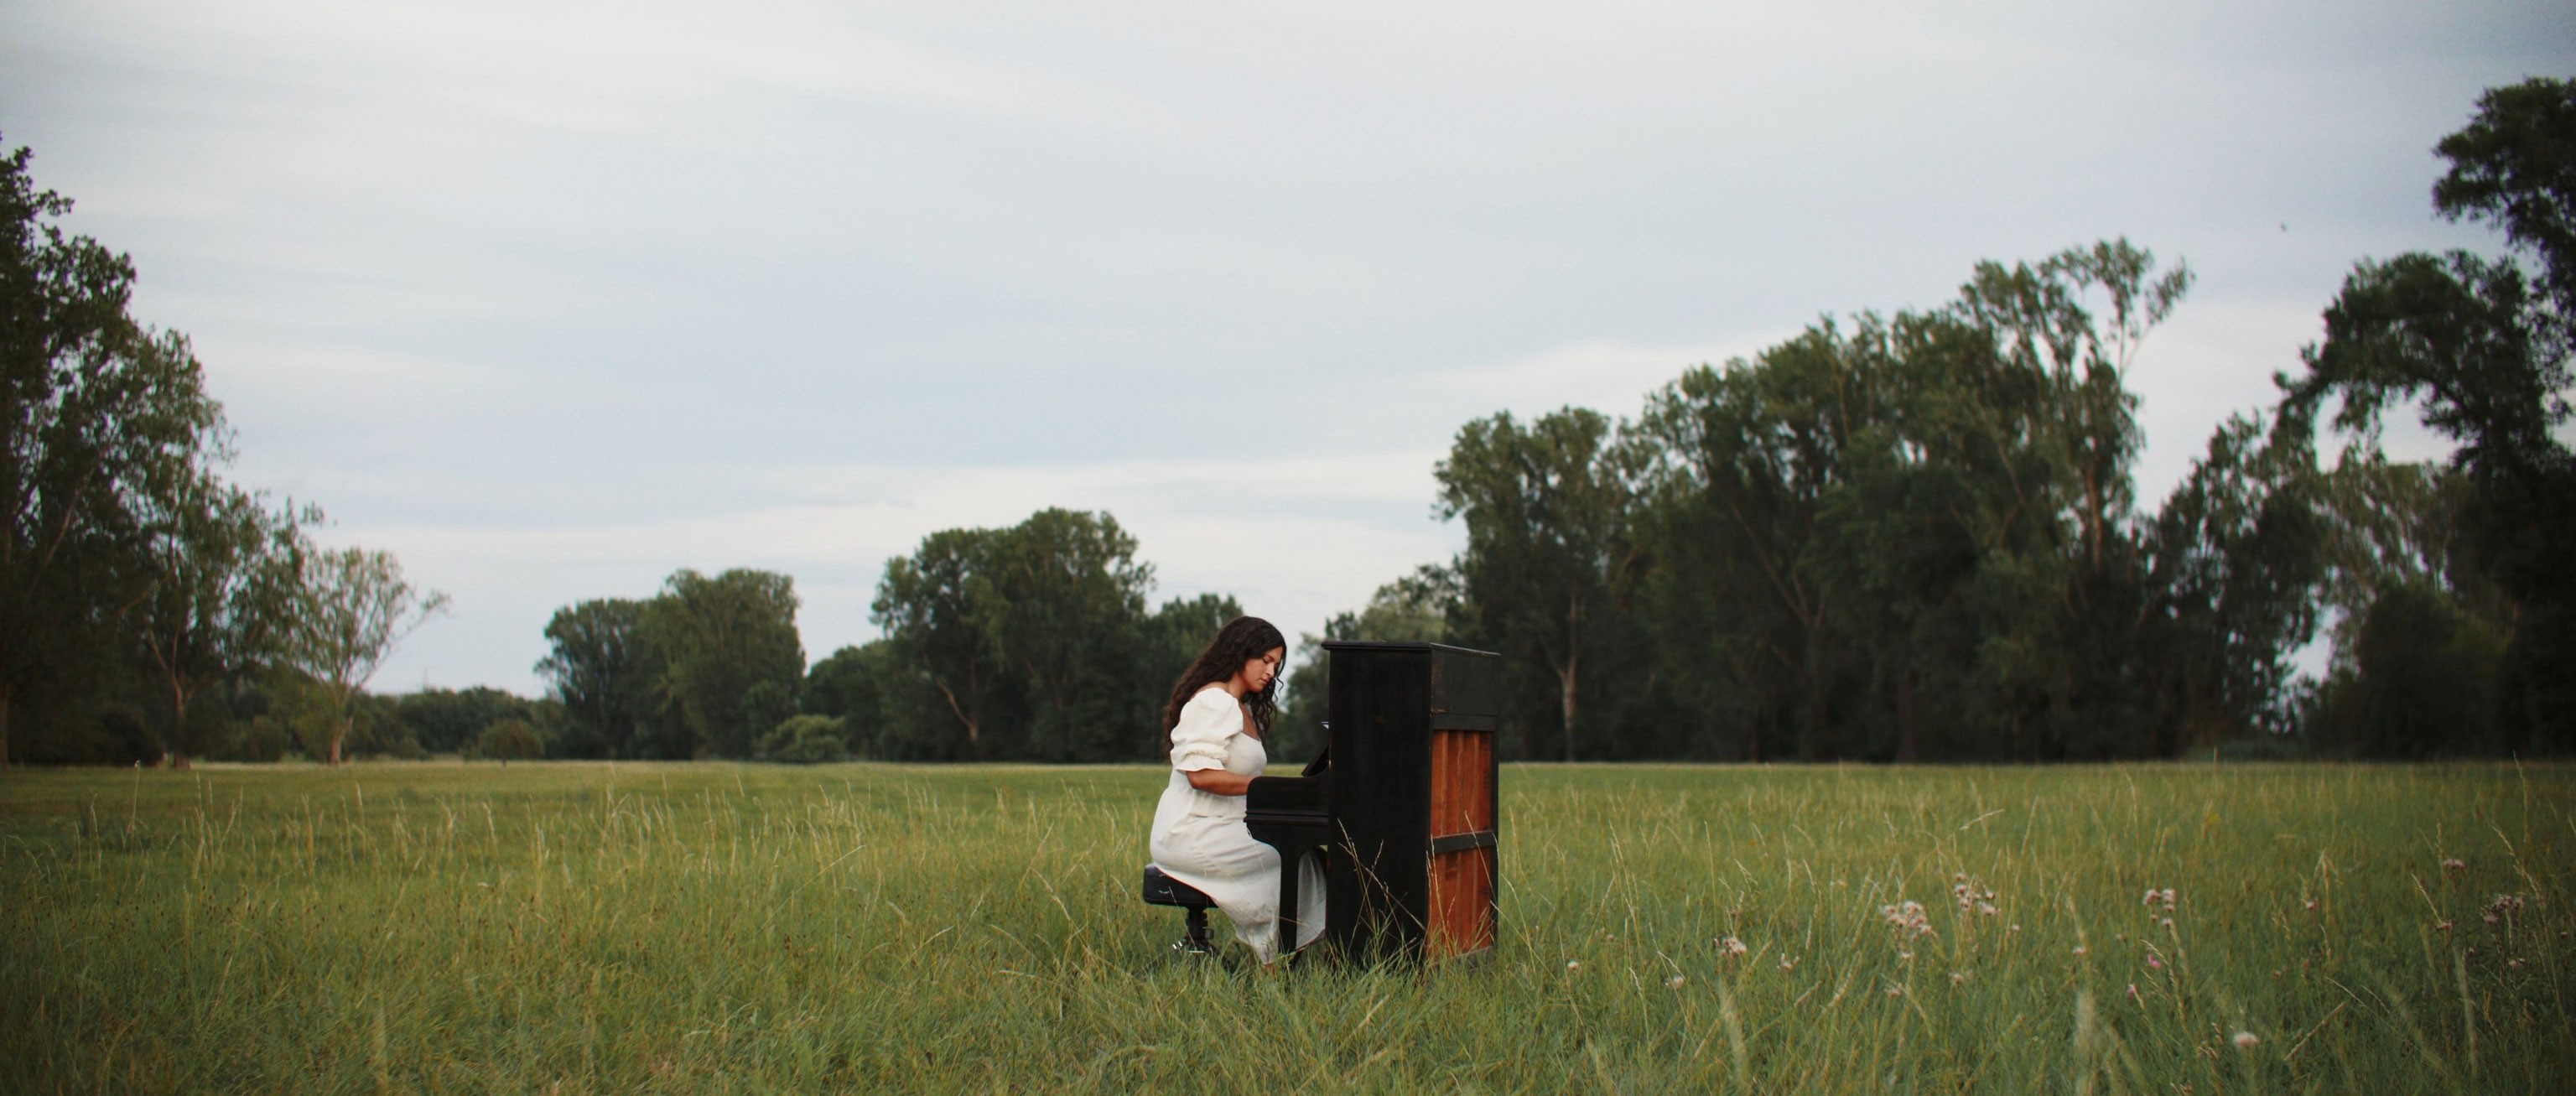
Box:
1185, 769, 1255, 796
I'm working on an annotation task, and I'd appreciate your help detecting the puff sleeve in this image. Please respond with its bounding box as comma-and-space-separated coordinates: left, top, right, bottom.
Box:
1167, 688, 1240, 772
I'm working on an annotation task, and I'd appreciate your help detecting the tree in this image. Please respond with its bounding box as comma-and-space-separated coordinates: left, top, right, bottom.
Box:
396, 685, 552, 756
1436, 408, 1643, 761
475, 718, 543, 764
535, 598, 666, 758
756, 714, 849, 764
2279, 75, 2576, 754
875, 527, 1007, 759
974, 509, 1156, 761
2, 141, 224, 768
2140, 413, 2328, 745
803, 639, 947, 760
128, 468, 310, 767
282, 547, 448, 765
1612, 240, 2194, 761
645, 569, 802, 758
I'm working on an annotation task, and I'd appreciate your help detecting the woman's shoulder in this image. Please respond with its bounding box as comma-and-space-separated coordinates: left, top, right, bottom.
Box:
1185, 685, 1238, 713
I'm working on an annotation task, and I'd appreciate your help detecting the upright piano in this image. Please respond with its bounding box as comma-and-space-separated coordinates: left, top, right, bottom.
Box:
1245, 641, 1501, 964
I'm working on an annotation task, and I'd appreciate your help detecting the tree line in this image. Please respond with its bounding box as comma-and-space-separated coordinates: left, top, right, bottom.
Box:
8, 81, 2564, 766
1384, 78, 2573, 762
3, 139, 446, 768
529, 511, 1243, 763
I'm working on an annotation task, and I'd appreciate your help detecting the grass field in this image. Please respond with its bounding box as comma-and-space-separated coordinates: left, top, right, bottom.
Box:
2, 761, 2569, 1093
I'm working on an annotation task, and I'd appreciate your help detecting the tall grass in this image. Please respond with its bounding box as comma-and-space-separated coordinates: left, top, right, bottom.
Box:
2, 761, 2568, 1093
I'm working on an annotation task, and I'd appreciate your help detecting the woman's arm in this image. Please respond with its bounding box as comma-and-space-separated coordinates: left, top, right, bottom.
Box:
1185, 769, 1254, 796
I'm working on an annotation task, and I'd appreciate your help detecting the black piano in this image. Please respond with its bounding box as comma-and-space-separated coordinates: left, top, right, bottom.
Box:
1246, 641, 1501, 964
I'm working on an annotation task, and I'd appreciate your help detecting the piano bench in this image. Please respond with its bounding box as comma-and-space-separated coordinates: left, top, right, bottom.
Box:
1141, 865, 1216, 955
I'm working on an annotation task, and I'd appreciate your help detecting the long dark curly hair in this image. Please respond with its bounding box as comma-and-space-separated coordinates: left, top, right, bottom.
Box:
1160, 616, 1288, 752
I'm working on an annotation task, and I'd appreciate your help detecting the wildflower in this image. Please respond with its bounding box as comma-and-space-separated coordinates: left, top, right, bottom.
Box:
2441, 858, 2466, 876
2160, 917, 2175, 929
2506, 958, 2527, 971
2437, 920, 2455, 933
1666, 974, 1687, 989
2008, 923, 2022, 933
1778, 955, 1799, 973
1718, 935, 1749, 958
2484, 895, 2527, 922
1566, 960, 1581, 972
1950, 970, 1969, 984
2142, 888, 2176, 910
1898, 951, 1914, 961
1880, 901, 1935, 939
2072, 945, 2088, 956
1976, 901, 2000, 917
2125, 983, 2140, 1000
1886, 984, 1905, 997
2302, 900, 2317, 912
1953, 875, 1998, 912
2232, 1031, 2259, 1049
2146, 953, 2163, 970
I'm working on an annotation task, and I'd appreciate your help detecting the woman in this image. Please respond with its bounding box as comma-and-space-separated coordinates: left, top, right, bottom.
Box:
1146, 616, 1325, 964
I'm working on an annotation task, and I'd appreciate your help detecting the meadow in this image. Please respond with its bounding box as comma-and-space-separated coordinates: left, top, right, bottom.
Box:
1, 761, 2568, 1093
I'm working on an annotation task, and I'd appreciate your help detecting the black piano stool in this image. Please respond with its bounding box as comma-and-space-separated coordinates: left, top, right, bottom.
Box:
1140, 865, 1216, 954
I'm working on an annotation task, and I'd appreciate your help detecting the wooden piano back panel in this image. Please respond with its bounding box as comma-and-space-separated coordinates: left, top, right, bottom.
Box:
1427, 844, 1496, 958
1427, 729, 1494, 837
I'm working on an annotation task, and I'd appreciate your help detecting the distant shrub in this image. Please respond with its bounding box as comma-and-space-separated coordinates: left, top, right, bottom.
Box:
476, 719, 544, 764
757, 715, 849, 764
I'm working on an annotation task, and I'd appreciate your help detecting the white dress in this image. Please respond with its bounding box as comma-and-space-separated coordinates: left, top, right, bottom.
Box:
1148, 686, 1327, 963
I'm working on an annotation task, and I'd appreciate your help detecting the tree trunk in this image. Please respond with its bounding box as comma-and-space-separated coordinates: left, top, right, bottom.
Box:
932, 679, 983, 761
1, 681, 10, 771
167, 678, 193, 771
330, 714, 348, 766
1561, 590, 1581, 762
1897, 666, 1919, 763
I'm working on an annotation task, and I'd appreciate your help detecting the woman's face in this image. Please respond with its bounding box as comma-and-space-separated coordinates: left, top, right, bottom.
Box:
1240, 647, 1285, 693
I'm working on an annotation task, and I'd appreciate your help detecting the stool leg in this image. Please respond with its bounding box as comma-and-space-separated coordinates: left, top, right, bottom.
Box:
1183, 907, 1213, 953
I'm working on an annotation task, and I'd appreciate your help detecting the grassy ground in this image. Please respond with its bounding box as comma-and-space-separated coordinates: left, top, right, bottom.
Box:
1, 761, 2568, 1093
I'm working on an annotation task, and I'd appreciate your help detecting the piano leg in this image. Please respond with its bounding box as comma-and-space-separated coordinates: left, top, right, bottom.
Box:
1275, 847, 1305, 959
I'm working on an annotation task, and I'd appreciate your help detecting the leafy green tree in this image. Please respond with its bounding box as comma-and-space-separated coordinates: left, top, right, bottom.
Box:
2140, 413, 2328, 745
875, 527, 1007, 759
872, 509, 1163, 761
756, 714, 849, 764
394, 685, 549, 756
2309, 581, 2509, 757
475, 718, 543, 765
2278, 75, 2576, 754
1613, 240, 2192, 761
1, 142, 223, 768
1437, 408, 1644, 760
803, 639, 946, 760
536, 598, 667, 758
129, 468, 311, 767
976, 509, 1156, 761
645, 569, 802, 758
280, 547, 448, 765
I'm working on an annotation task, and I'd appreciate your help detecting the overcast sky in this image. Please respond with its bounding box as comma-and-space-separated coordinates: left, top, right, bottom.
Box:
4, 1, 2568, 694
